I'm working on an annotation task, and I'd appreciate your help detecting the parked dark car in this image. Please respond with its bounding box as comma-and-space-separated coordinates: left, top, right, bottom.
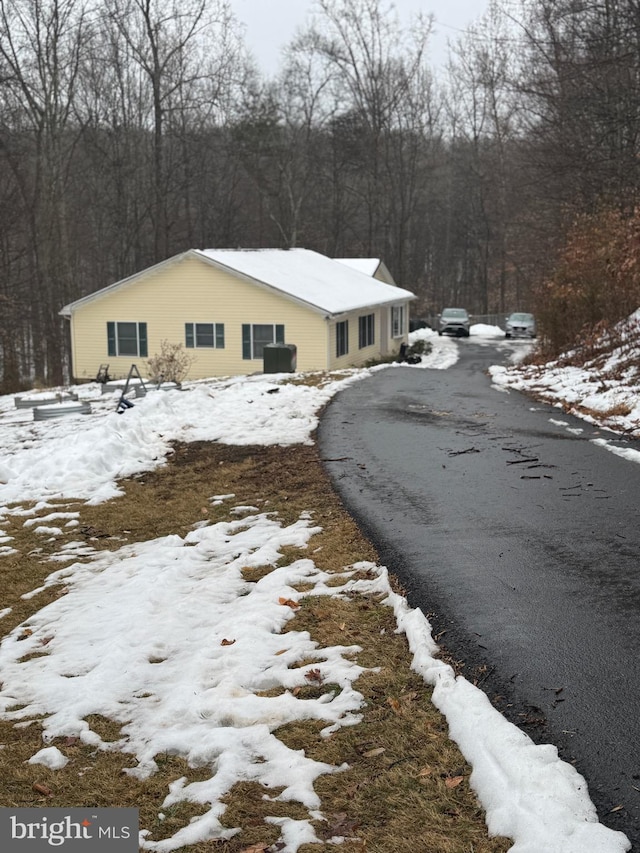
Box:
438, 308, 471, 337
505, 312, 536, 339
409, 317, 429, 332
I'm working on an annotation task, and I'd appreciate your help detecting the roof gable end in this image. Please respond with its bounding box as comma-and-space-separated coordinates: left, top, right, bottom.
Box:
60, 248, 414, 317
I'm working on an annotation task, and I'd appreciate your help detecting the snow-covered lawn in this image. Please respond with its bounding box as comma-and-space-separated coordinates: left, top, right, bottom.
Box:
0, 328, 634, 852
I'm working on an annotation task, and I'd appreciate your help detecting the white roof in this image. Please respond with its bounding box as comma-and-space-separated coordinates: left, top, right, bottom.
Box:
60, 248, 414, 318
333, 258, 382, 277
195, 249, 413, 315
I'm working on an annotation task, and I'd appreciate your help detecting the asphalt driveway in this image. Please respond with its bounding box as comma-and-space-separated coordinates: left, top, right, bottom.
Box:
318, 337, 640, 846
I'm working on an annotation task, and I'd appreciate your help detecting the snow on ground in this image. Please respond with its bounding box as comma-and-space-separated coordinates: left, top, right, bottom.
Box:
490, 313, 640, 443
0, 330, 633, 852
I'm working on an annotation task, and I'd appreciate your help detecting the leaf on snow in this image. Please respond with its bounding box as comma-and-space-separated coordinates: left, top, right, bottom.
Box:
304, 668, 323, 683
278, 597, 299, 609
220, 638, 236, 646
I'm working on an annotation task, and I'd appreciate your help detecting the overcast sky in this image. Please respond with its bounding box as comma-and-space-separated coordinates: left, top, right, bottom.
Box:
230, 0, 491, 74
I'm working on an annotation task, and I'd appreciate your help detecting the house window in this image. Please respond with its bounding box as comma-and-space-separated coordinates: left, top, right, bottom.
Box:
336, 320, 349, 357
185, 323, 225, 348
107, 322, 147, 357
242, 324, 285, 359
358, 314, 375, 349
391, 305, 406, 338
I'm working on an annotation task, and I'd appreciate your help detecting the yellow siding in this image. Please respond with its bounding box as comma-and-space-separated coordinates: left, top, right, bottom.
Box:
68, 254, 412, 381
328, 306, 408, 371
69, 256, 330, 381
373, 262, 396, 285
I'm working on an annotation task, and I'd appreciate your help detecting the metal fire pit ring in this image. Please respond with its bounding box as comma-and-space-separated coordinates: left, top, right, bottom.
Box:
33, 401, 92, 420
15, 392, 78, 409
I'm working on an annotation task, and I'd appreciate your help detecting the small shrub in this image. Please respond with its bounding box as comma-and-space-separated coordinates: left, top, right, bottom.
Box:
364, 353, 398, 367
146, 340, 195, 384
408, 339, 432, 356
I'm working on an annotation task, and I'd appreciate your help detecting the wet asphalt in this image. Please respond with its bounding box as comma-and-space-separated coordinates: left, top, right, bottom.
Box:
318, 337, 640, 847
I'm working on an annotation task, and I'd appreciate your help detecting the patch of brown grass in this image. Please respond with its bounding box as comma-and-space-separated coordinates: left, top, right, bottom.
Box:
0, 440, 511, 852
282, 371, 354, 388
576, 401, 633, 420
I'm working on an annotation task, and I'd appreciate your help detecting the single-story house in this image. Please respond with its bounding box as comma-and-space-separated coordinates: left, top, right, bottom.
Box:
60, 248, 416, 381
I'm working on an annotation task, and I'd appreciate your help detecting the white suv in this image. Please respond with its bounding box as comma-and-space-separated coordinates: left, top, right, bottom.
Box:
505, 312, 536, 339
438, 308, 471, 337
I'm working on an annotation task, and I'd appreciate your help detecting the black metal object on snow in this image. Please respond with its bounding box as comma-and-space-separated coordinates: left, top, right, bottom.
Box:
116, 364, 147, 413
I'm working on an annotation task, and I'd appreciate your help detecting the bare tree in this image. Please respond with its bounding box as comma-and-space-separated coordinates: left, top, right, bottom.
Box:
442, 2, 528, 314
232, 40, 337, 249
0, 0, 92, 384
104, 0, 240, 260
513, 0, 640, 206
294, 0, 436, 279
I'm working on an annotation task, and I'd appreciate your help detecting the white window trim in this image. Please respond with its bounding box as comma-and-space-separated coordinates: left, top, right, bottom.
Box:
185, 322, 225, 349
358, 313, 375, 349
391, 304, 406, 338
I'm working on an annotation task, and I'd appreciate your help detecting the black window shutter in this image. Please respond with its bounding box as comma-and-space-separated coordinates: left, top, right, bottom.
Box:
139, 323, 148, 357
275, 324, 285, 344
185, 324, 194, 348
242, 324, 251, 359
107, 322, 116, 356
216, 323, 225, 349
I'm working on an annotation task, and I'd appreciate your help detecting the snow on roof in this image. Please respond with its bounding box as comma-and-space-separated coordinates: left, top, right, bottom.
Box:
60, 249, 413, 317
195, 248, 413, 315
333, 258, 381, 277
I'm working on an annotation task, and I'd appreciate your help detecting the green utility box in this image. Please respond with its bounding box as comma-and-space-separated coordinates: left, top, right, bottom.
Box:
263, 343, 297, 373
